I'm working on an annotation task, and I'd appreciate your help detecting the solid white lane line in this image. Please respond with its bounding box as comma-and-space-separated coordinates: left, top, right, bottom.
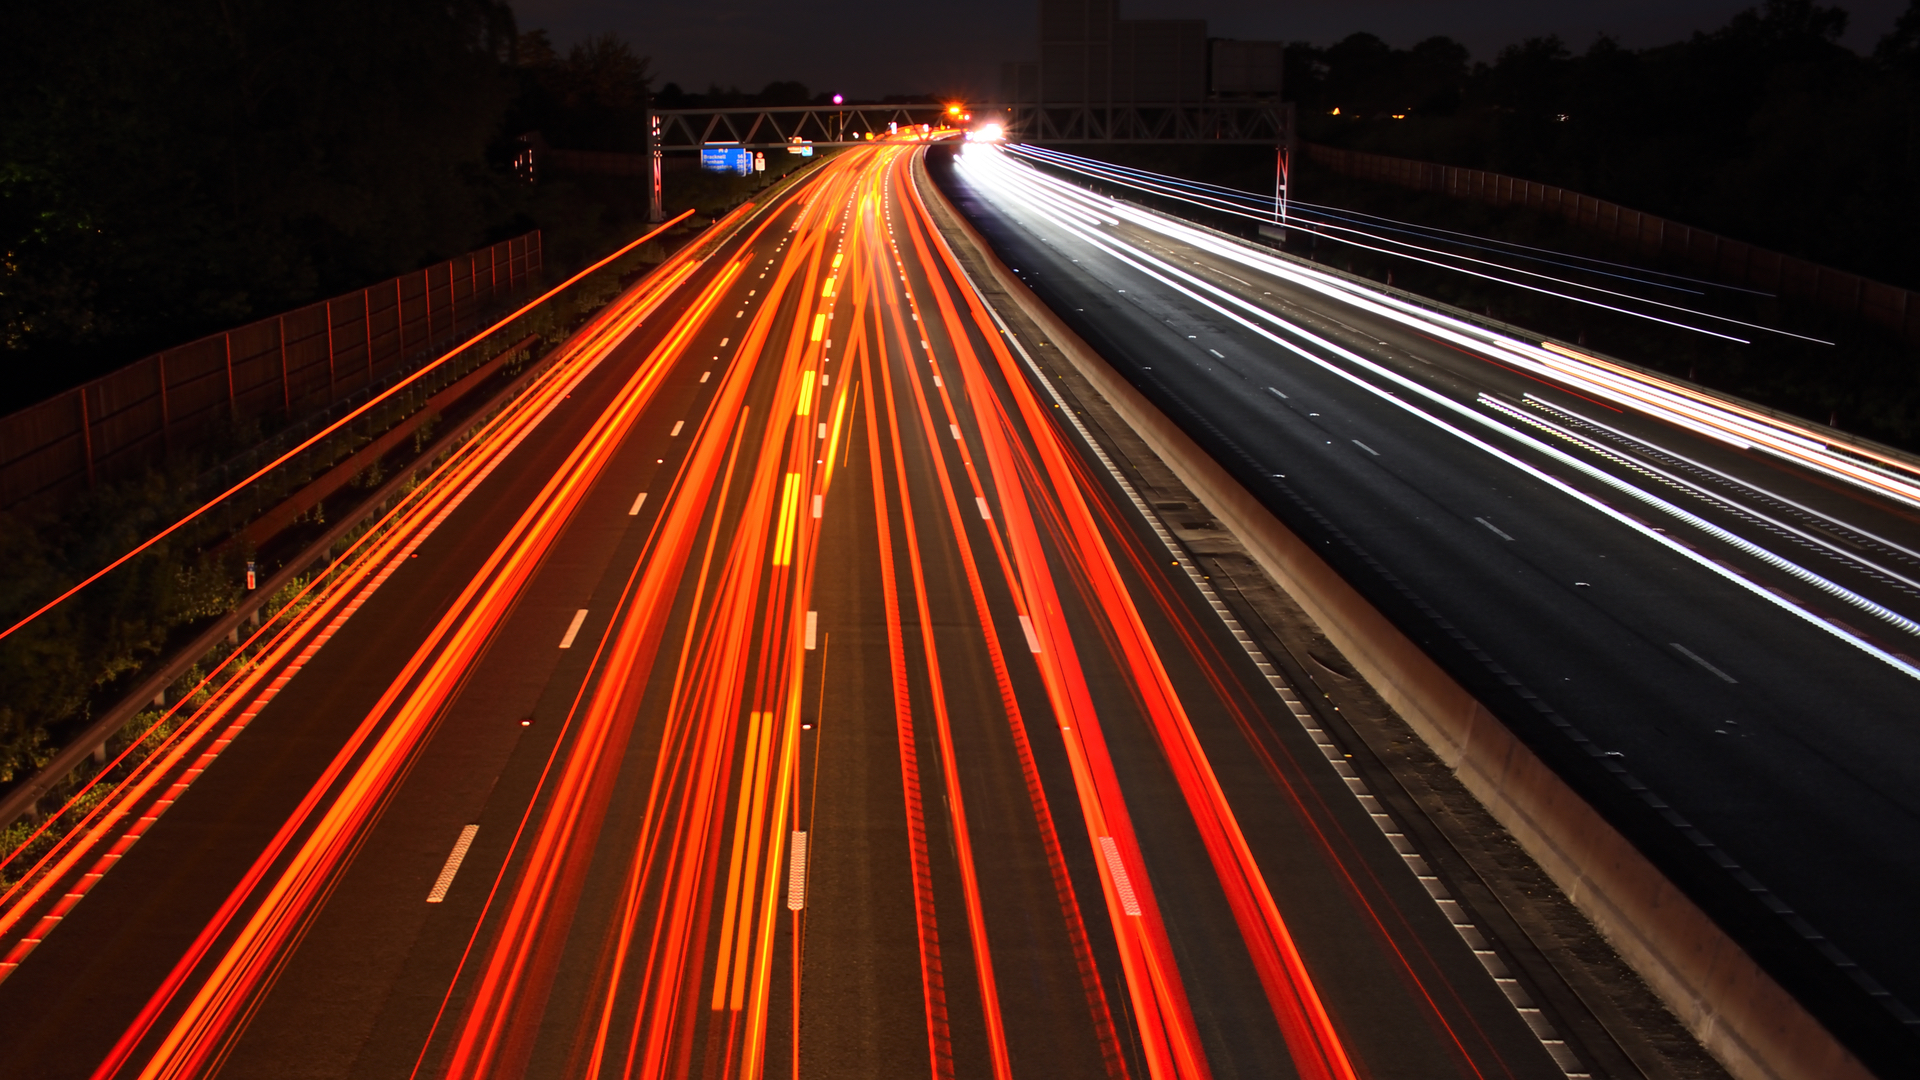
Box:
559, 609, 588, 649
1671, 642, 1738, 683
1475, 517, 1515, 541
786, 831, 810, 910
805, 611, 818, 650
426, 825, 479, 903
629, 492, 649, 516
671, 421, 685, 436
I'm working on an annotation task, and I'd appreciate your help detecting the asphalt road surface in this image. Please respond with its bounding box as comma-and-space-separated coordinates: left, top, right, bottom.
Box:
0, 140, 1687, 1080
933, 141, 1920, 1079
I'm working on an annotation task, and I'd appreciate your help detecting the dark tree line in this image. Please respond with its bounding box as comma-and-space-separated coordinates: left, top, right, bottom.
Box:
0, 2, 668, 414
1287, 0, 1920, 290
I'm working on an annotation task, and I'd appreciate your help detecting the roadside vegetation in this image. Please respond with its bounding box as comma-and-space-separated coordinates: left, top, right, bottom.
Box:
1283, 0, 1920, 291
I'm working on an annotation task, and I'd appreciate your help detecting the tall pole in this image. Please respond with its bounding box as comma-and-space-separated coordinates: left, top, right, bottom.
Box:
648, 107, 664, 224
1275, 145, 1288, 225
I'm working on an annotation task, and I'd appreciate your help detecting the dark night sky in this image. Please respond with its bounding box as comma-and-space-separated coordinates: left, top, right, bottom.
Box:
511, 0, 1912, 100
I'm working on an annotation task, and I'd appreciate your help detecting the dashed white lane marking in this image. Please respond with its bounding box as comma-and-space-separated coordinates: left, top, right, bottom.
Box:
934, 375, 943, 388
805, 612, 818, 650
812, 494, 823, 519
1671, 642, 1738, 683
949, 424, 962, 441
1475, 516, 1515, 541
1098, 837, 1142, 916
671, 421, 685, 437
629, 492, 649, 516
719, 338, 730, 347
1265, 385, 1289, 400
701, 371, 711, 383
1017, 615, 1042, 654
818, 423, 827, 439
786, 831, 810, 910
1353, 440, 1380, 456
426, 825, 479, 903
975, 497, 993, 521
1208, 348, 1224, 358
559, 609, 589, 649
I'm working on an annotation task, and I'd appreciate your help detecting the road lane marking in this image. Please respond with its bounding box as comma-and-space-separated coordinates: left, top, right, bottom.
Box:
1352, 440, 1380, 456
701, 371, 711, 383
1265, 385, 1288, 400
628, 492, 648, 516
1097, 837, 1142, 916
933, 375, 943, 388
786, 832, 809, 910
805, 612, 818, 650
671, 421, 685, 436
811, 315, 826, 340
719, 338, 729, 346
812, 494, 823, 518
1208, 348, 1224, 358
950, 424, 962, 440
559, 609, 588, 649
1017, 615, 1042, 654
773, 474, 802, 565
1475, 517, 1515, 541
976, 497, 992, 521
427, 825, 479, 903
1671, 642, 1738, 683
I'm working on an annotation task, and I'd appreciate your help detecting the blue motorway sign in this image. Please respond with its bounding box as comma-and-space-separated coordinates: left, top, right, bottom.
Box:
700, 146, 754, 176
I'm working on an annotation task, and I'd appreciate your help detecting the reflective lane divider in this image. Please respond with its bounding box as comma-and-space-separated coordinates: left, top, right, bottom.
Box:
427, 826, 480, 903
559, 609, 589, 649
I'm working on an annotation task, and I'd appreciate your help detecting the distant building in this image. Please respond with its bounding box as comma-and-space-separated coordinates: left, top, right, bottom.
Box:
1000, 0, 1281, 106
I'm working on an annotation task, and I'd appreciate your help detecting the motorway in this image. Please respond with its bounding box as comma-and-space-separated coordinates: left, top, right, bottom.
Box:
0, 141, 1579, 1080
935, 142, 1920, 1077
